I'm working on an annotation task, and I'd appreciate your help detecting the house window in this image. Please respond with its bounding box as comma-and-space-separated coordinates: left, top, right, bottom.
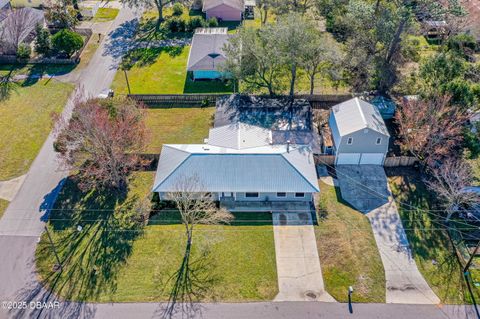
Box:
376, 137, 382, 145
295, 192, 305, 198
277, 192, 287, 198
245, 192, 259, 198
347, 137, 353, 145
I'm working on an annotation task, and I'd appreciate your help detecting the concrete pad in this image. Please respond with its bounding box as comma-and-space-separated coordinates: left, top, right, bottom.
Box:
0, 174, 26, 201
272, 212, 336, 302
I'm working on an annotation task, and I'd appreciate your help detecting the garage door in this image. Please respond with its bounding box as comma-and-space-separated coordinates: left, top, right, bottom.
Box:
336, 153, 361, 165
360, 153, 384, 165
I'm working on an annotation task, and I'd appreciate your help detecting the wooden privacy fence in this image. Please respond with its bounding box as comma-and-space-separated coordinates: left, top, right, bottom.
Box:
127, 93, 354, 108
314, 155, 417, 167
383, 156, 417, 167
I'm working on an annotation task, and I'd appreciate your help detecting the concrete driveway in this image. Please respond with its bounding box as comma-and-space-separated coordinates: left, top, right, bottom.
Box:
336, 165, 440, 304
272, 212, 335, 302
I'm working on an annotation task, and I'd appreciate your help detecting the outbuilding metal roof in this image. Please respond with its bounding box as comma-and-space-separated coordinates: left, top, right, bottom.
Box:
331, 97, 390, 137
202, 0, 245, 12
186, 28, 231, 72
152, 144, 319, 193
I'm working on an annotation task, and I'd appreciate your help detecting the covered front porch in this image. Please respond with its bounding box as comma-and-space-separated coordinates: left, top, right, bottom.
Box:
220, 199, 314, 214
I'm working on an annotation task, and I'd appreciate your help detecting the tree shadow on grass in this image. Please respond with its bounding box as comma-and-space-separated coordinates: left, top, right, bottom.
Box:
34, 177, 148, 302
0, 68, 19, 101
122, 46, 185, 69
156, 241, 219, 319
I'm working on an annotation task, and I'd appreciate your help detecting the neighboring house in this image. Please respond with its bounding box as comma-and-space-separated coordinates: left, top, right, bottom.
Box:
0, 0, 11, 10
187, 28, 231, 80
329, 97, 390, 165
202, 0, 244, 21
214, 95, 322, 153
152, 96, 321, 212
0, 7, 45, 54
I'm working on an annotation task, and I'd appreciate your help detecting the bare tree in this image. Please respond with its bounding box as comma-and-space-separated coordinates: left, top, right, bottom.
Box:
0, 8, 40, 54
54, 97, 149, 191
425, 159, 480, 223
161, 175, 233, 317
395, 95, 467, 167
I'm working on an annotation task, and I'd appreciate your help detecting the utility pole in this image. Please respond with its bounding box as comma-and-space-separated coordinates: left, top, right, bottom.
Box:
124, 69, 131, 95
44, 225, 62, 271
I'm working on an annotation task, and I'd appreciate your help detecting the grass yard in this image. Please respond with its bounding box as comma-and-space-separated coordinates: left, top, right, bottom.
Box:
314, 180, 385, 303
145, 107, 214, 153
387, 167, 480, 304
0, 79, 74, 180
93, 8, 120, 22
112, 47, 234, 94
36, 172, 278, 302
0, 199, 9, 219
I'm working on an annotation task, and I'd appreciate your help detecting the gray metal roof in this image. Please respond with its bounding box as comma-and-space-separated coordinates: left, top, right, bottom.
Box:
208, 123, 272, 149
331, 97, 390, 137
152, 144, 319, 193
202, 0, 244, 12
0, 0, 10, 10
187, 28, 231, 72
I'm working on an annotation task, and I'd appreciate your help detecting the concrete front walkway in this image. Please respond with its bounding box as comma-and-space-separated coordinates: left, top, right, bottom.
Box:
336, 165, 440, 304
272, 212, 335, 302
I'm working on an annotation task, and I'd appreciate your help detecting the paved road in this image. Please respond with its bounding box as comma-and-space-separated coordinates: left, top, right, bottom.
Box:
336, 165, 440, 304
0, 1, 142, 310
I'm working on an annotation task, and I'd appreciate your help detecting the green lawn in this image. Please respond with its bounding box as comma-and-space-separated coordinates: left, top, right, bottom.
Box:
314, 180, 386, 303
93, 8, 120, 22
36, 172, 278, 302
0, 78, 74, 180
387, 168, 479, 304
0, 199, 8, 219
111, 47, 234, 94
145, 107, 214, 153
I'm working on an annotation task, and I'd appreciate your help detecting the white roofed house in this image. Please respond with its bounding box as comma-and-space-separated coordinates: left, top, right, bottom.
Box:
152, 123, 319, 213
202, 0, 245, 21
186, 28, 232, 80
329, 97, 390, 165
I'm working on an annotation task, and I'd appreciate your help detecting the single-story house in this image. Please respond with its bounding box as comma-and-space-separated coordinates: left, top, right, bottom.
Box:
187, 28, 231, 80
0, 7, 45, 54
329, 97, 390, 165
202, 0, 244, 21
152, 121, 319, 211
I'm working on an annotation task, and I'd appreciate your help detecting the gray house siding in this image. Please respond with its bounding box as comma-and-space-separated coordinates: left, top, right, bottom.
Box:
328, 113, 341, 151
336, 129, 389, 154
234, 192, 312, 202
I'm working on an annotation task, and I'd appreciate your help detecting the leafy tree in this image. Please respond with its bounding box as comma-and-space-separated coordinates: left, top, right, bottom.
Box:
172, 2, 184, 16
51, 29, 84, 57
301, 32, 343, 94
34, 24, 51, 56
223, 27, 285, 95
122, 0, 188, 33
54, 97, 149, 191
44, 0, 79, 29
16, 43, 31, 59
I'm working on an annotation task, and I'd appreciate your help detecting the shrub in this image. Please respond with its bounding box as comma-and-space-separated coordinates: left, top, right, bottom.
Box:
34, 24, 51, 56
51, 29, 84, 57
16, 43, 31, 59
172, 3, 184, 16
166, 17, 186, 33
187, 16, 205, 32
207, 17, 218, 27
